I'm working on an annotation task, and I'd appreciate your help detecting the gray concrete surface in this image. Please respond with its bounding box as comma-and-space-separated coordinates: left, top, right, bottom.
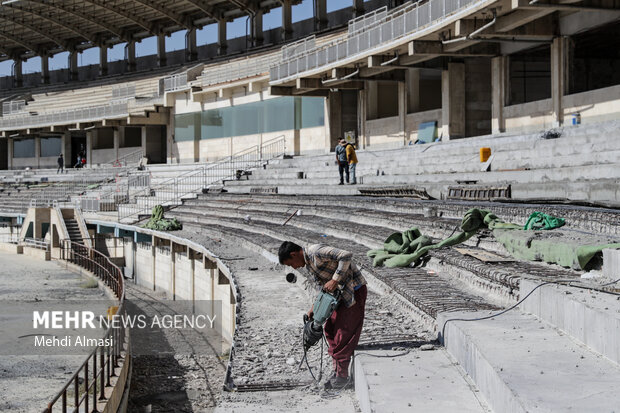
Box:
354, 348, 491, 413
438, 309, 620, 413
0, 251, 110, 413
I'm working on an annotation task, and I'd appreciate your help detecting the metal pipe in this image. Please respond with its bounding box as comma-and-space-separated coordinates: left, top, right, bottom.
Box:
442, 10, 497, 45
380, 54, 399, 66
321, 67, 360, 85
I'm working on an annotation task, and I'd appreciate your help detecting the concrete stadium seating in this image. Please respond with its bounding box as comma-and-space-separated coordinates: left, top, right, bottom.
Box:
224, 120, 620, 205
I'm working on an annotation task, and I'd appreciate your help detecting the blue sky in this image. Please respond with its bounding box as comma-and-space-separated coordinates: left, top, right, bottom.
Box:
0, 0, 353, 76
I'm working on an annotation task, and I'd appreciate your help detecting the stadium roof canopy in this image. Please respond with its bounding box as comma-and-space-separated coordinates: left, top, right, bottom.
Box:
0, 0, 291, 62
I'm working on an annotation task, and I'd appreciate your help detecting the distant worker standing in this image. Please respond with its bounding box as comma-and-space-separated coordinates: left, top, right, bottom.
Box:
335, 139, 349, 185
56, 153, 64, 174
345, 141, 358, 185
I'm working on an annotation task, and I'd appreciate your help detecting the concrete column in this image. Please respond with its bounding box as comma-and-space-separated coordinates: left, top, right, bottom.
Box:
7, 138, 13, 169
366, 81, 378, 120
353, 0, 365, 17
69, 51, 78, 81
113, 127, 120, 162
41, 55, 50, 84
357, 89, 367, 149
218, 19, 228, 55
323, 94, 332, 153
252, 10, 264, 47
63, 131, 71, 166
34, 137, 41, 168
491, 56, 507, 134
86, 130, 93, 167
126, 41, 136, 72
14, 59, 23, 88
328, 91, 342, 148
157, 33, 167, 67
398, 81, 407, 144
186, 29, 197, 62
167, 110, 174, 164
316, 0, 328, 31
281, 0, 293, 41
441, 62, 466, 140
141, 126, 147, 157
99, 46, 108, 76
551, 37, 569, 127
406, 69, 421, 113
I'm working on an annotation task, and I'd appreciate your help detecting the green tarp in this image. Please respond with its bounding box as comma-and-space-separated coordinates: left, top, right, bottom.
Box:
368, 208, 619, 270
142, 205, 182, 231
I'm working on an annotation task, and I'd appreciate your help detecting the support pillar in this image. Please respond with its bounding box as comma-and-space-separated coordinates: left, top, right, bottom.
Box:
327, 91, 342, 150
40, 55, 49, 84
366, 81, 378, 120
398, 81, 407, 144
357, 89, 367, 149
218, 19, 228, 56
406, 69, 421, 113
113, 127, 120, 162
186, 29, 197, 62
126, 41, 136, 72
34, 137, 41, 168
353, 0, 365, 17
141, 126, 147, 157
167, 109, 175, 164
14, 59, 23, 88
551, 37, 569, 127
69, 51, 78, 81
157, 33, 167, 67
316, 0, 328, 31
252, 10, 264, 47
281, 0, 293, 41
441, 62, 466, 140
99, 46, 108, 76
491, 56, 507, 134
7, 138, 13, 170
86, 130, 93, 167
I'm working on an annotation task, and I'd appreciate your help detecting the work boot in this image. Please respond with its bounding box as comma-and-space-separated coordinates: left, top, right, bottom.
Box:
324, 375, 351, 390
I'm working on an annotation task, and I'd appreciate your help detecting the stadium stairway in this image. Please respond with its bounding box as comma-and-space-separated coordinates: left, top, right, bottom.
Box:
223, 121, 620, 206
166, 193, 620, 412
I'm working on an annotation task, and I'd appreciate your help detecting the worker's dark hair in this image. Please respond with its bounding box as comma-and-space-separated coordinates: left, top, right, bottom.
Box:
278, 241, 302, 264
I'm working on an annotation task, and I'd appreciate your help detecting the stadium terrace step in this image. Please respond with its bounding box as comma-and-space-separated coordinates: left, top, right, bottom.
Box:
437, 309, 620, 413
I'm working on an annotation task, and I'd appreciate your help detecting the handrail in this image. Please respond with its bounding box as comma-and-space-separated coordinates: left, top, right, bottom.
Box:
110, 148, 144, 168
43, 240, 127, 413
117, 135, 286, 222
20, 237, 50, 251
270, 0, 486, 82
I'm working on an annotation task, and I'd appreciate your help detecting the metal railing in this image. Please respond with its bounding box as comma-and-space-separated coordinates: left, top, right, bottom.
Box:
200, 54, 279, 87
348, 6, 388, 35
20, 237, 50, 251
270, 0, 483, 82
110, 148, 144, 168
117, 136, 286, 222
282, 36, 316, 60
163, 73, 188, 92
2, 100, 25, 115
43, 240, 127, 413
112, 83, 136, 99
0, 101, 129, 131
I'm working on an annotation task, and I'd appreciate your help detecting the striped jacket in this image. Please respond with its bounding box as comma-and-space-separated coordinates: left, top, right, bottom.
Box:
303, 244, 366, 307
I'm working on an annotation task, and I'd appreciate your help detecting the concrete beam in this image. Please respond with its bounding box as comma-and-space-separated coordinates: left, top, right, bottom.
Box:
455, 15, 556, 39
99, 46, 108, 76
126, 112, 169, 125
496, 2, 554, 33
157, 33, 166, 67
281, 0, 293, 41
217, 19, 227, 55
296, 77, 323, 89
127, 41, 136, 72
316, 0, 328, 30
69, 51, 78, 81
40, 55, 49, 84
409, 40, 498, 56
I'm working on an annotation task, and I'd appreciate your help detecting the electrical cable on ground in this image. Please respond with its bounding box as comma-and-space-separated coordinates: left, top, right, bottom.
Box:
440, 276, 620, 340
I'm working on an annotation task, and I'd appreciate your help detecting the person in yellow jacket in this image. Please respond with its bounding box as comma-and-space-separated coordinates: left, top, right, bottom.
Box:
344, 140, 358, 185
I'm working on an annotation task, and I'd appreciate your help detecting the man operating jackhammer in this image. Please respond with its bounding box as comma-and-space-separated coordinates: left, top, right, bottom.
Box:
279, 241, 367, 389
